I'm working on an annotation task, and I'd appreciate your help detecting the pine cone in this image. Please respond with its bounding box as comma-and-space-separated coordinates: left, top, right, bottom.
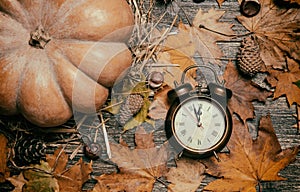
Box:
237, 35, 264, 77
118, 93, 144, 125
14, 135, 46, 165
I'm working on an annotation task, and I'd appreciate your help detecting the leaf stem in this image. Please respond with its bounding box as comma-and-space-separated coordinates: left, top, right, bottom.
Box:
198, 24, 253, 38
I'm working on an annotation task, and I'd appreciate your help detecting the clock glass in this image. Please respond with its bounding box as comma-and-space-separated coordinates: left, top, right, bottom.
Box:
172, 96, 228, 153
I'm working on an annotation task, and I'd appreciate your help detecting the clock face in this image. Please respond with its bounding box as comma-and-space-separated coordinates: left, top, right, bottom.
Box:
172, 96, 228, 153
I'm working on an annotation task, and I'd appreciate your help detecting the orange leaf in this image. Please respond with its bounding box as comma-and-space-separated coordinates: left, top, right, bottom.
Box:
266, 58, 300, 106
202, 116, 300, 191
224, 61, 271, 122
46, 146, 68, 174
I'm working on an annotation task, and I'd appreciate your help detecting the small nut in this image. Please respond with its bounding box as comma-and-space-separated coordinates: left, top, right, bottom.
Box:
84, 143, 101, 160
240, 0, 261, 17
147, 71, 164, 89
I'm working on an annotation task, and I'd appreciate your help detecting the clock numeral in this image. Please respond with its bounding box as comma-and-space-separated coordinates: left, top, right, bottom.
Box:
182, 113, 187, 117
213, 114, 218, 118
177, 122, 185, 126
180, 129, 187, 136
207, 106, 211, 112
198, 139, 201, 145
212, 130, 218, 137
215, 123, 221, 127
207, 138, 211, 143
187, 136, 192, 143
188, 106, 193, 111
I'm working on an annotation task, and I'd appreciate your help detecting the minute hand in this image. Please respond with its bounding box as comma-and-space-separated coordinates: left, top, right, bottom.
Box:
193, 104, 202, 123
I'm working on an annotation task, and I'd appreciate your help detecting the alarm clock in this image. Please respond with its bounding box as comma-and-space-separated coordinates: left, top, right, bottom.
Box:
165, 65, 232, 159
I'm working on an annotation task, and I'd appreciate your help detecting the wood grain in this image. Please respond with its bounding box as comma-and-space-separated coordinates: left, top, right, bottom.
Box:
0, 0, 299, 191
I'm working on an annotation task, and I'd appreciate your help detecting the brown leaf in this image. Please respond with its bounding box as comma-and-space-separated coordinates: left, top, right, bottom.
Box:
237, 0, 300, 69
158, 23, 197, 87
266, 57, 300, 106
202, 116, 300, 192
0, 133, 9, 183
148, 85, 172, 120
6, 174, 26, 192
46, 147, 93, 192
135, 125, 155, 149
94, 126, 169, 192
193, 8, 235, 65
46, 146, 68, 174
224, 61, 271, 122
57, 158, 92, 192
165, 158, 205, 192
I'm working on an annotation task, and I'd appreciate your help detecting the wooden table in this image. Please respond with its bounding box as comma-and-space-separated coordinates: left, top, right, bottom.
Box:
0, 0, 299, 191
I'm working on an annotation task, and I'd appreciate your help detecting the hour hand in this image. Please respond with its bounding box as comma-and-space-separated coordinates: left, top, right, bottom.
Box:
193, 104, 202, 122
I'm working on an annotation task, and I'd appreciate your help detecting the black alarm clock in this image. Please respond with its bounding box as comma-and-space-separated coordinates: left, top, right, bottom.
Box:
165, 65, 232, 159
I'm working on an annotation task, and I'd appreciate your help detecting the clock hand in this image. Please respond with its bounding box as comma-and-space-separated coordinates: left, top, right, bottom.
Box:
182, 106, 198, 124
193, 104, 201, 123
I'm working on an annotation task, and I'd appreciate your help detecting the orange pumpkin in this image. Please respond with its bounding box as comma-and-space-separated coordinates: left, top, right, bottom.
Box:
0, 0, 134, 127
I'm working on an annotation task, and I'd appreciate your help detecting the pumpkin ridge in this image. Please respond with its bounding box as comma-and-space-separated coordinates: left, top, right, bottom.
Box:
45, 42, 96, 85
45, 45, 109, 113
48, 0, 134, 42
45, 0, 88, 35
51, 39, 132, 87
0, 0, 30, 29
0, 48, 29, 114
16, 48, 72, 127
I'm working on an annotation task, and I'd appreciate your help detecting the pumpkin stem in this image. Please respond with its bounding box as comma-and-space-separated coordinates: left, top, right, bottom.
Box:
29, 25, 51, 49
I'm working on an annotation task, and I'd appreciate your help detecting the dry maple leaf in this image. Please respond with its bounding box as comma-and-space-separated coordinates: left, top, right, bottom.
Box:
159, 8, 234, 86
46, 147, 93, 192
193, 8, 235, 65
7, 161, 59, 192
93, 126, 169, 192
224, 61, 272, 122
237, 0, 300, 69
266, 57, 300, 106
165, 158, 205, 192
158, 23, 197, 87
148, 85, 172, 120
202, 116, 300, 192
0, 133, 9, 183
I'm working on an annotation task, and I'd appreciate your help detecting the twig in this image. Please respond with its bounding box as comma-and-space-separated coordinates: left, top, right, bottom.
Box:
99, 112, 111, 159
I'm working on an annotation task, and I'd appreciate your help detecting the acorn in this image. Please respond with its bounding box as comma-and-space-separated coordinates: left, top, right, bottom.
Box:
147, 71, 164, 89
240, 0, 261, 17
84, 143, 102, 160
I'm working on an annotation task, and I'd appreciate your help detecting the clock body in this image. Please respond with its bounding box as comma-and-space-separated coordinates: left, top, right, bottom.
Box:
165, 87, 232, 158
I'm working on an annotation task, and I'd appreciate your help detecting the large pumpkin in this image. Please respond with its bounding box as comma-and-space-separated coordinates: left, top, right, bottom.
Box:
0, 0, 134, 127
